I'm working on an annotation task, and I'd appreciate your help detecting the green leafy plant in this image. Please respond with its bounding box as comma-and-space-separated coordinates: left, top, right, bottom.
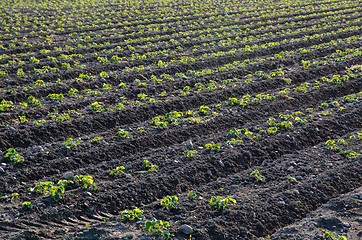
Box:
277, 121, 293, 130
250, 169, 265, 183
1, 193, 19, 204
187, 191, 197, 199
28, 182, 66, 201
210, 196, 236, 210
22, 202, 34, 210
142, 160, 158, 172
343, 150, 360, 158
323, 231, 347, 240
89, 136, 102, 144
121, 208, 143, 222
145, 218, 170, 239
17, 68, 25, 77
287, 175, 297, 182
47, 93, 64, 102
26, 96, 41, 106
205, 143, 221, 153
0, 99, 13, 111
228, 129, 241, 138
117, 129, 131, 138
5, 148, 24, 163
160, 196, 179, 209
184, 150, 197, 158
64, 138, 81, 149
10, 193, 19, 203
267, 127, 278, 135
89, 102, 109, 113
75, 175, 96, 190
109, 166, 125, 177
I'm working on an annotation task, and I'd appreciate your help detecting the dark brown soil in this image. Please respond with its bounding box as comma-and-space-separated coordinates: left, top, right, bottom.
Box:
0, 0, 361, 239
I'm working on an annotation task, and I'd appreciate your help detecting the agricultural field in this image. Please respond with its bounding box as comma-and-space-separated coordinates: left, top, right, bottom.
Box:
0, 0, 361, 239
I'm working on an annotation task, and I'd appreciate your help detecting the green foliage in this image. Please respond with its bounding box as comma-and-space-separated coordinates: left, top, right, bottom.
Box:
250, 169, 265, 183
27, 96, 41, 106
75, 175, 97, 190
64, 138, 81, 149
349, 131, 362, 141
89, 102, 109, 112
5, 148, 24, 163
10, 193, 19, 203
145, 218, 170, 239
343, 150, 360, 158
323, 231, 347, 240
142, 160, 158, 172
48, 112, 70, 122
228, 129, 241, 138
89, 136, 102, 144
227, 98, 239, 105
325, 139, 348, 152
267, 127, 278, 135
1, 193, 19, 203
184, 150, 197, 158
22, 202, 34, 210
47, 93, 64, 102
277, 121, 293, 130
187, 191, 197, 199
28, 182, 66, 202
117, 129, 131, 138
152, 116, 168, 129
160, 196, 179, 209
210, 196, 236, 210
0, 99, 13, 111
205, 143, 221, 153
121, 208, 143, 222
17, 68, 25, 77
109, 166, 125, 177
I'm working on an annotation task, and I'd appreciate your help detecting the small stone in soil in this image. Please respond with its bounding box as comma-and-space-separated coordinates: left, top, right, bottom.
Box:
179, 224, 193, 235
357, 193, 362, 200
343, 222, 350, 228
62, 171, 74, 180
186, 139, 193, 149
292, 189, 300, 195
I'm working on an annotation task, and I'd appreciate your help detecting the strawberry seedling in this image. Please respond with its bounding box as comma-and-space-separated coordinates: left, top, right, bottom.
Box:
184, 150, 197, 158
160, 196, 179, 209
343, 150, 360, 158
75, 175, 97, 190
22, 202, 34, 210
29, 182, 65, 201
142, 160, 158, 172
121, 208, 143, 222
250, 169, 265, 183
1, 193, 19, 203
109, 166, 125, 177
323, 231, 347, 240
5, 148, 24, 163
205, 143, 221, 153
89, 136, 102, 144
187, 191, 197, 200
145, 218, 170, 239
64, 138, 81, 149
117, 129, 131, 138
267, 127, 278, 135
210, 196, 236, 210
